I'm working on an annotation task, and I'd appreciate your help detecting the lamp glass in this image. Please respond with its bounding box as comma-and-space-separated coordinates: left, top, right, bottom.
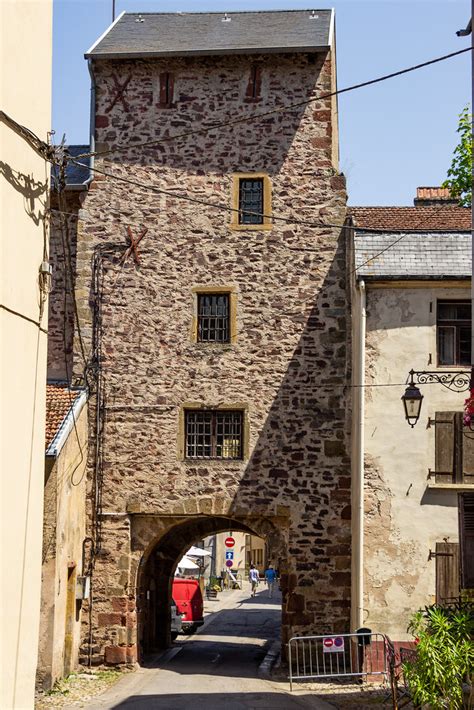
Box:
402, 385, 423, 426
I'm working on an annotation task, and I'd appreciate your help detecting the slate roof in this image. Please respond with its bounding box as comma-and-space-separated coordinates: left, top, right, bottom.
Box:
354, 232, 471, 280
51, 145, 91, 189
352, 205, 471, 280
351, 206, 471, 232
45, 383, 83, 450
86, 10, 333, 59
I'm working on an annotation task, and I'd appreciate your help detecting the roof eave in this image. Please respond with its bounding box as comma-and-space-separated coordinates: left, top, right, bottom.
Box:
357, 274, 471, 283
85, 44, 330, 60
45, 389, 88, 458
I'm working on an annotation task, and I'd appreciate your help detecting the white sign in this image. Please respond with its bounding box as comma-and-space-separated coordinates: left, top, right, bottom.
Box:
322, 636, 345, 653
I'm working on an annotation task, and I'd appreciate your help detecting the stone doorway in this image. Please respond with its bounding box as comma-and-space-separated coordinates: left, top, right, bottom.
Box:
134, 515, 287, 658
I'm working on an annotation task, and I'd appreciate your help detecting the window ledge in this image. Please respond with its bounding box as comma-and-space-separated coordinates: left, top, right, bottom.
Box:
228, 223, 273, 232
427, 483, 474, 491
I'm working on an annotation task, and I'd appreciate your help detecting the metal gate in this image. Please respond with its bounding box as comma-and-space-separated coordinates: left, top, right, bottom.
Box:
288, 632, 388, 690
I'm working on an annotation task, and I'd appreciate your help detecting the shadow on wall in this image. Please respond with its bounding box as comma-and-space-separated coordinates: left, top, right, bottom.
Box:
0, 159, 48, 226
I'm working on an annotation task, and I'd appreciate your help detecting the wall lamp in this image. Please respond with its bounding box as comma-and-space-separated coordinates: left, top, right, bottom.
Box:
402, 369, 472, 427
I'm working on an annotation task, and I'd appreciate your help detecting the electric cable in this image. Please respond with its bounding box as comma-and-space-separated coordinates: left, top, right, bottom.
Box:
75, 46, 472, 160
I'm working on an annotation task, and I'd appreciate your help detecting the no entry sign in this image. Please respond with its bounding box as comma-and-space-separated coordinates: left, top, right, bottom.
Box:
323, 636, 345, 653
225, 537, 235, 548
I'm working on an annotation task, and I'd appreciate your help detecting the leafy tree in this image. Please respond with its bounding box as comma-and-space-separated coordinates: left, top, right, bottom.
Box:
403, 603, 474, 709
442, 106, 472, 207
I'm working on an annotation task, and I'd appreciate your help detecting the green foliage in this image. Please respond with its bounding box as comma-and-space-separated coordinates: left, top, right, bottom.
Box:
403, 603, 474, 709
442, 106, 472, 207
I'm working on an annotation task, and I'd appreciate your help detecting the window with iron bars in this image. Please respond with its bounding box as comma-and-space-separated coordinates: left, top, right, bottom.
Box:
239, 178, 264, 225
185, 410, 243, 459
437, 300, 471, 366
197, 293, 230, 343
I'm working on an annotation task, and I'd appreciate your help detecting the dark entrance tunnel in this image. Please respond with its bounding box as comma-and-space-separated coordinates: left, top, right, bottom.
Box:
136, 515, 284, 658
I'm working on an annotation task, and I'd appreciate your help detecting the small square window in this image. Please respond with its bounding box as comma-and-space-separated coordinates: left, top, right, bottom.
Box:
239, 178, 264, 225
185, 410, 243, 460
437, 301, 471, 366
231, 174, 272, 230
197, 294, 230, 343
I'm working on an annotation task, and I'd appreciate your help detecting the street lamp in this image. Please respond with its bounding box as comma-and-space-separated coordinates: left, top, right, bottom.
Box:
401, 371, 424, 428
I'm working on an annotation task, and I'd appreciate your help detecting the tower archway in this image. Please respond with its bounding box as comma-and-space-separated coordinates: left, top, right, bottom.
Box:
134, 515, 287, 657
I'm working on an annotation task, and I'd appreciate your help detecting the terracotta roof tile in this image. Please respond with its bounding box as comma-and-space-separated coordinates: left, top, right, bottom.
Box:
45, 383, 81, 450
350, 206, 471, 232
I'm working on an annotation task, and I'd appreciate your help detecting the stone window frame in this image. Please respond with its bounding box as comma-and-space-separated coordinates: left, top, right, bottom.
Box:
190, 286, 238, 345
230, 173, 272, 231
158, 72, 175, 108
177, 402, 250, 462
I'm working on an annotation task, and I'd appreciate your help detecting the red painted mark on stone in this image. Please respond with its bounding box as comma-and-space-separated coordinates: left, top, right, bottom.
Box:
106, 74, 132, 113
120, 225, 148, 266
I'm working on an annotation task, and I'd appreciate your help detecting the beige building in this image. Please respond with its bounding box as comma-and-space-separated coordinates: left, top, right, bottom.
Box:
214, 531, 267, 579
350, 189, 472, 640
1, 2, 53, 707
37, 384, 88, 690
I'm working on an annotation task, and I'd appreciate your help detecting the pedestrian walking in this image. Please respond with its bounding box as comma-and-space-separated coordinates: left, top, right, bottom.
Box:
264, 564, 277, 598
248, 563, 259, 597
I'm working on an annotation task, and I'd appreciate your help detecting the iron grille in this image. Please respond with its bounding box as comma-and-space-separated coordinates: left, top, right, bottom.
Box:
185, 410, 243, 459
197, 294, 230, 343
239, 178, 264, 224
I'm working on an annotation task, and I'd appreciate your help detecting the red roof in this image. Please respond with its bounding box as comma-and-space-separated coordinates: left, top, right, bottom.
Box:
350, 206, 471, 232
45, 383, 82, 450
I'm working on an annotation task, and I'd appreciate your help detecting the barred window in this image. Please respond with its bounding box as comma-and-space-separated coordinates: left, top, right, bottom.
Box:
239, 178, 264, 225
185, 410, 243, 459
437, 301, 471, 366
198, 294, 230, 343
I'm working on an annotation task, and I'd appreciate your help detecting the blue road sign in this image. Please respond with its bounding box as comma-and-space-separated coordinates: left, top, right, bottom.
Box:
225, 550, 234, 560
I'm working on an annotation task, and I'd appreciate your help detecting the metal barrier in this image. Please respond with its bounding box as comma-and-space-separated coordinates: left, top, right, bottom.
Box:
288, 632, 388, 690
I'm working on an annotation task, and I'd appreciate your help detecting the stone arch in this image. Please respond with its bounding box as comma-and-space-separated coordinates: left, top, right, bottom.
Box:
132, 513, 288, 656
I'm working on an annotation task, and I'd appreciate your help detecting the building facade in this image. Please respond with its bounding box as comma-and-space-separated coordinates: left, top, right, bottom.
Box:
1, 2, 53, 706
350, 188, 473, 641
49, 9, 352, 665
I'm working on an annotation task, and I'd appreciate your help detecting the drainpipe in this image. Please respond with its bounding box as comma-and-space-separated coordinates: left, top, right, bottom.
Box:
87, 59, 96, 184
351, 279, 366, 631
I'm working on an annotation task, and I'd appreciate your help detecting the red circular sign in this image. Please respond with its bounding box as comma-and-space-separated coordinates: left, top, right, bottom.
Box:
225, 537, 235, 548
225, 559, 233, 567
323, 638, 334, 648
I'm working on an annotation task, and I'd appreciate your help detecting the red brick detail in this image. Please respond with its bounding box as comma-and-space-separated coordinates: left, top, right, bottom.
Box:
351, 205, 470, 231
104, 645, 127, 664
111, 597, 128, 613
95, 115, 109, 128
126, 644, 137, 663
98, 612, 122, 626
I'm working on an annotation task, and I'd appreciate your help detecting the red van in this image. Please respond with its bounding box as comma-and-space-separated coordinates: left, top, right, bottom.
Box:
172, 579, 204, 633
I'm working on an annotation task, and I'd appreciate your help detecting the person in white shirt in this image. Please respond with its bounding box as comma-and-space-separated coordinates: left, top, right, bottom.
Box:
248, 563, 259, 597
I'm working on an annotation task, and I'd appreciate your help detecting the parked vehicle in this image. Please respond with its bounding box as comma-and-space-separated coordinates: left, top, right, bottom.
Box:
172, 578, 204, 633
170, 598, 182, 641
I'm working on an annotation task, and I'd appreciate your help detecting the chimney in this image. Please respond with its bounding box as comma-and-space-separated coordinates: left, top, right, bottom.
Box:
414, 186, 458, 206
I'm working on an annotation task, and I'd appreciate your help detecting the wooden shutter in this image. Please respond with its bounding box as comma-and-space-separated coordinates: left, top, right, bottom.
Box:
435, 542, 460, 604
159, 73, 173, 106
245, 66, 262, 100
462, 427, 474, 484
460, 493, 474, 589
435, 412, 456, 483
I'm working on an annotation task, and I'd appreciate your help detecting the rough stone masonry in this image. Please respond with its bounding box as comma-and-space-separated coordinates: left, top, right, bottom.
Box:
52, 43, 351, 664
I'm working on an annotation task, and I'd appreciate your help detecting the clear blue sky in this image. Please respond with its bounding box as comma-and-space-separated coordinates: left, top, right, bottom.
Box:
53, 0, 471, 205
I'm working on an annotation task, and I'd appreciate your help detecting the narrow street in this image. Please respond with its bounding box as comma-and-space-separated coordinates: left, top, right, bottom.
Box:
79, 584, 329, 710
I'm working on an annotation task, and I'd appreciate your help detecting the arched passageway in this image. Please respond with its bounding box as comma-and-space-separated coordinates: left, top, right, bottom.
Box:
135, 515, 286, 657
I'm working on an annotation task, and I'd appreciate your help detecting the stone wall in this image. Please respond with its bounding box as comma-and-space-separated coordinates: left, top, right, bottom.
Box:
53, 49, 351, 662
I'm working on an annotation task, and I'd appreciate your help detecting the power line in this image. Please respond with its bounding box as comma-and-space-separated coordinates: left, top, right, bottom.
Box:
76, 46, 472, 161
70, 158, 468, 238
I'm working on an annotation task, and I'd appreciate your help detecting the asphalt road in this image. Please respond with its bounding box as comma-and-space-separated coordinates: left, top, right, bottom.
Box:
83, 584, 331, 710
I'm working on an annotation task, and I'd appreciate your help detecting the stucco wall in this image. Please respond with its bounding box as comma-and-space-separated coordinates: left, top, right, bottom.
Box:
0, 2, 52, 707
37, 404, 88, 689
363, 284, 467, 639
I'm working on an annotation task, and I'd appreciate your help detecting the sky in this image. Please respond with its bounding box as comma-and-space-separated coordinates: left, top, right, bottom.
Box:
53, 0, 471, 205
